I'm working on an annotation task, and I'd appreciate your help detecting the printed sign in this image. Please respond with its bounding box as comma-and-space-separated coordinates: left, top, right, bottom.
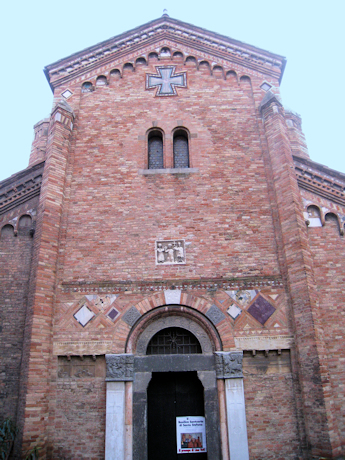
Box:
176, 416, 207, 454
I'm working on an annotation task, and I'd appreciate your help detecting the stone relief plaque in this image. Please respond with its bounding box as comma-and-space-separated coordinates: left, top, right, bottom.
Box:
106, 354, 134, 381
215, 352, 244, 379
156, 240, 186, 265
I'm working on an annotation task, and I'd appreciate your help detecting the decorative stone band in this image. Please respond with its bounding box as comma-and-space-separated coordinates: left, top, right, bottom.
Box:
61, 275, 283, 293
106, 354, 134, 382
215, 351, 243, 379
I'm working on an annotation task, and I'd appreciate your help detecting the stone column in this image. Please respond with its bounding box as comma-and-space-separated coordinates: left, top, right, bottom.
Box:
105, 354, 134, 460
215, 351, 249, 460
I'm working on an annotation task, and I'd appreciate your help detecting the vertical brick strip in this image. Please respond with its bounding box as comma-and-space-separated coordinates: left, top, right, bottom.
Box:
18, 102, 74, 456
260, 98, 337, 457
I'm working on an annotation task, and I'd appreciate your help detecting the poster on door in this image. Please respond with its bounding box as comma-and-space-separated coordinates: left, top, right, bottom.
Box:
176, 416, 207, 454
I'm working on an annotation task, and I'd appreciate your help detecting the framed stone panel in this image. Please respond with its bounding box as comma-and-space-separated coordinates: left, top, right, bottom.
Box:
155, 239, 186, 265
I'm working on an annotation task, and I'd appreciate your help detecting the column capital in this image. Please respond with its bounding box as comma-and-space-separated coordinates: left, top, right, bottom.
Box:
106, 354, 134, 381
214, 351, 243, 379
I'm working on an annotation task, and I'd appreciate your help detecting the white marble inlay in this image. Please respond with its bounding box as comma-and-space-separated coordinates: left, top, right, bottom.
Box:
74, 304, 95, 327
225, 290, 257, 306
225, 378, 249, 460
164, 289, 181, 305
227, 304, 242, 319
105, 381, 125, 460
86, 295, 98, 301
62, 89, 72, 99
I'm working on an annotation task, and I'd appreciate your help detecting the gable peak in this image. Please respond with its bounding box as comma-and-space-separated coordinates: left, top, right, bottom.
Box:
44, 16, 286, 91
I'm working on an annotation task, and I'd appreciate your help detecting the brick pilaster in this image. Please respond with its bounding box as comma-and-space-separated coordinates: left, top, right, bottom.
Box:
18, 100, 74, 457
260, 95, 337, 458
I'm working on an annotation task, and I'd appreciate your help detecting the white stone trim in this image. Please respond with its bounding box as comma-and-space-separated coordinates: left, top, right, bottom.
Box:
225, 378, 249, 460
105, 381, 126, 460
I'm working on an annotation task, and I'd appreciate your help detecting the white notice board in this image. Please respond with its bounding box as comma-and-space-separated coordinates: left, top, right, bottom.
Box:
176, 416, 207, 454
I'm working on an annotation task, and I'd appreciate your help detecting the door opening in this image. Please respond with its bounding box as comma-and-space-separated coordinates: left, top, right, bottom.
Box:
147, 371, 207, 460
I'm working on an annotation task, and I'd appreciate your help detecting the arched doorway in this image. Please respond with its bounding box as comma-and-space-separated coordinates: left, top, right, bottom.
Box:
147, 327, 207, 459
128, 307, 222, 460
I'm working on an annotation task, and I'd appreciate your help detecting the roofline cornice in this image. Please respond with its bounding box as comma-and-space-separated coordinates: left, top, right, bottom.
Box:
293, 155, 345, 206
44, 16, 286, 91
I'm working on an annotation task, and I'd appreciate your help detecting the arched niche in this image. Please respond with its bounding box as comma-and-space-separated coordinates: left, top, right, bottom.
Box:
185, 56, 197, 67
173, 51, 184, 61
240, 75, 252, 92
110, 69, 121, 80
123, 62, 134, 74
160, 47, 171, 58
199, 60, 211, 75
325, 212, 343, 235
307, 205, 322, 227
226, 70, 238, 85
19, 214, 32, 228
1, 224, 14, 238
213, 65, 224, 79
135, 57, 147, 67
96, 75, 107, 86
148, 52, 159, 62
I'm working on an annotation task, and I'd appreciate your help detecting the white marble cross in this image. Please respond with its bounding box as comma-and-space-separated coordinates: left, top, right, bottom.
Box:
146, 66, 187, 96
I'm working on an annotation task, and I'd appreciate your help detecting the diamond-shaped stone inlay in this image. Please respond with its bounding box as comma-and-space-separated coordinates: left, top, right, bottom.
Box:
206, 305, 226, 325
123, 306, 141, 327
247, 295, 275, 325
62, 90, 72, 99
107, 307, 119, 322
74, 304, 95, 327
260, 82, 272, 92
227, 304, 242, 320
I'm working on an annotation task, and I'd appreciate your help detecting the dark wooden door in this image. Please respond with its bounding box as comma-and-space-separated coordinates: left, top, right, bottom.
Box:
147, 372, 207, 460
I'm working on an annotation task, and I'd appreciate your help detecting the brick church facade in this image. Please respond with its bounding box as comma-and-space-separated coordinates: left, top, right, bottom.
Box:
0, 15, 344, 460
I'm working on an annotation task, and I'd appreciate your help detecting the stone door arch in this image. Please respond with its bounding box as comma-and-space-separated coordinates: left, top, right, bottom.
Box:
129, 306, 221, 460
105, 301, 249, 460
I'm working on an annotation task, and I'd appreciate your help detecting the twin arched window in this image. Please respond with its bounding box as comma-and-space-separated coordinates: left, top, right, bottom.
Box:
148, 129, 189, 169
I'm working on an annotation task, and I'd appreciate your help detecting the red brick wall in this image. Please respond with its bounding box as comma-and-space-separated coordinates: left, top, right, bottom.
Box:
13, 42, 341, 459
306, 202, 345, 457
243, 351, 302, 460
0, 206, 36, 422
50, 356, 106, 460
57, 61, 281, 283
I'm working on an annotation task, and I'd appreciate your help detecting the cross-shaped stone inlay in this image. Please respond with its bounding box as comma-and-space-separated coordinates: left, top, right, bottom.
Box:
146, 66, 187, 96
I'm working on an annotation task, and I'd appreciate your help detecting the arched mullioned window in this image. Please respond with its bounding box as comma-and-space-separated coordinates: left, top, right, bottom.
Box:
148, 130, 164, 169
173, 129, 189, 168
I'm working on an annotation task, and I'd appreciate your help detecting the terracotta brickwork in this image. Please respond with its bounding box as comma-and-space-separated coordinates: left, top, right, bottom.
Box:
301, 188, 345, 456
1, 15, 344, 460
0, 215, 35, 421
243, 350, 302, 459
51, 356, 106, 459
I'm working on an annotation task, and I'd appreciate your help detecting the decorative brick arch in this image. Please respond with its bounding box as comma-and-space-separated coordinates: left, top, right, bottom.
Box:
123, 289, 235, 353
126, 304, 222, 354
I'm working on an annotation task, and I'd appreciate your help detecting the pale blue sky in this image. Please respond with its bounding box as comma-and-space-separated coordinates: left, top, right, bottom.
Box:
1, 0, 344, 181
